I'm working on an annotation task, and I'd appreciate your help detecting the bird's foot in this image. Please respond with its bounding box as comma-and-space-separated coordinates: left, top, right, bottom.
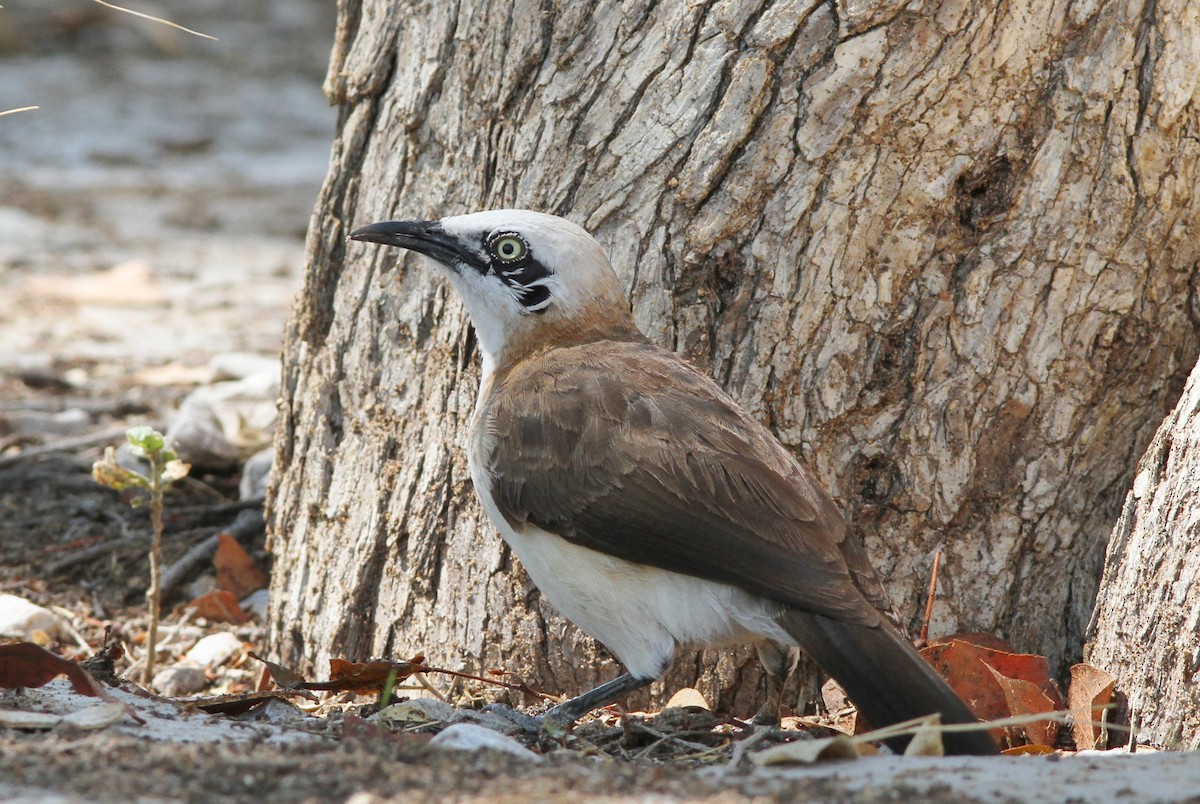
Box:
479, 703, 544, 734
750, 704, 781, 728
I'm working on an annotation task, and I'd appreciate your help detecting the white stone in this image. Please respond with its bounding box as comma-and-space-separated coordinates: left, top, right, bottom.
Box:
240, 588, 270, 620
429, 723, 543, 762
0, 594, 63, 640
152, 664, 209, 697
208, 353, 280, 382
184, 631, 243, 668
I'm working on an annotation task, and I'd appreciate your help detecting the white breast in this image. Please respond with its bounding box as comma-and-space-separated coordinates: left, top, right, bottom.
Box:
467, 445, 791, 679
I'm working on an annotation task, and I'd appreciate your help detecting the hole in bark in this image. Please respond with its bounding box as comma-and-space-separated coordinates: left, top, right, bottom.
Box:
956, 156, 1016, 231
864, 326, 917, 401
856, 454, 896, 503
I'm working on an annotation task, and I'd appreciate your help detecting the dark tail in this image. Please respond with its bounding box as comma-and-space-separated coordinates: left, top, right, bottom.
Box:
778, 609, 998, 755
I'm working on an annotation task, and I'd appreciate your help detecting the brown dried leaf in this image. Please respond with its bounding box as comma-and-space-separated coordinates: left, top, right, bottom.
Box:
927, 631, 1017, 652
0, 641, 110, 698
983, 662, 1059, 747
0, 642, 144, 725
213, 532, 268, 597
1003, 744, 1057, 756
920, 639, 1064, 747
188, 688, 316, 715
1068, 663, 1117, 750
300, 656, 429, 693
249, 651, 306, 689
186, 589, 248, 624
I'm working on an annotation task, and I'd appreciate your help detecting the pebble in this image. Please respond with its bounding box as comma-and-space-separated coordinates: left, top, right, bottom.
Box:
0, 594, 63, 641
240, 588, 269, 620
167, 369, 279, 470
429, 723, 543, 762
152, 664, 210, 697
209, 353, 279, 381
377, 698, 458, 727
239, 446, 273, 501
184, 631, 243, 668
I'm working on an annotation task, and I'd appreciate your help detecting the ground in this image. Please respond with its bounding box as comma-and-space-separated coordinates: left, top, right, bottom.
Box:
2, 4, 1198, 802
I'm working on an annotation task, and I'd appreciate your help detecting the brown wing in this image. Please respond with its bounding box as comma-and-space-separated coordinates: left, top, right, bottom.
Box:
481, 340, 888, 626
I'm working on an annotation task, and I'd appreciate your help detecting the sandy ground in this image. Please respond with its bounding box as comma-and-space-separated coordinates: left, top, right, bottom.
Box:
2, 3, 1200, 802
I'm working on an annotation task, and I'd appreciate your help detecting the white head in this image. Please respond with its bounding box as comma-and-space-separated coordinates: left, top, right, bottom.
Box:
350, 210, 636, 370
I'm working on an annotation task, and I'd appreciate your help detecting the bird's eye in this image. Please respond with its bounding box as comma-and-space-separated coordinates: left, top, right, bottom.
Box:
490, 234, 527, 262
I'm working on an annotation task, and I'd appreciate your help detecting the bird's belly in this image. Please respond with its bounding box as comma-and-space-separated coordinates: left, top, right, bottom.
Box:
488, 516, 790, 679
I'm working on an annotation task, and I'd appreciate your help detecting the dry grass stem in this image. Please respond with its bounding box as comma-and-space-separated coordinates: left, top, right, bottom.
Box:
0, 106, 39, 118
91, 1, 218, 41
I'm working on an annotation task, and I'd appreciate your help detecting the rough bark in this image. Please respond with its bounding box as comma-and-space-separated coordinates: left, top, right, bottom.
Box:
267, 0, 1200, 715
1086, 352, 1200, 750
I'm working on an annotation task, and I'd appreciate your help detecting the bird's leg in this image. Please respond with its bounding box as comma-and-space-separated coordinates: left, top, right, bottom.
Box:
544, 672, 654, 724
752, 641, 800, 726
482, 673, 655, 733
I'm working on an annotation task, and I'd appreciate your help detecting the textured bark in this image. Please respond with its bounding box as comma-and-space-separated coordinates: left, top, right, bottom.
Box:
267, 0, 1200, 715
1086, 353, 1200, 750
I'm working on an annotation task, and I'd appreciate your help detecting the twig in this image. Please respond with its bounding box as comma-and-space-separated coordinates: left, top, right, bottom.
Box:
0, 425, 163, 468
49, 605, 94, 653
918, 546, 943, 646
625, 719, 714, 754
411, 672, 447, 702
422, 666, 557, 702
159, 535, 218, 595
90, 1, 217, 40
154, 608, 195, 653
46, 535, 139, 574
160, 509, 265, 595
0, 106, 38, 118
727, 726, 773, 767
144, 456, 166, 684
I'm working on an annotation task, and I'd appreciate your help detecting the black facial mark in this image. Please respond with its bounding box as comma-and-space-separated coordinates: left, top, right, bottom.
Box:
483, 231, 554, 313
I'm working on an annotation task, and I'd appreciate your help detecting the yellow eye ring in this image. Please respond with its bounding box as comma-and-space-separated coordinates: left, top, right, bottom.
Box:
490, 234, 527, 262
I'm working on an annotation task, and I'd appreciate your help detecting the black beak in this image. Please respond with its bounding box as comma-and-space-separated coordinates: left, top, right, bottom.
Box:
348, 219, 468, 268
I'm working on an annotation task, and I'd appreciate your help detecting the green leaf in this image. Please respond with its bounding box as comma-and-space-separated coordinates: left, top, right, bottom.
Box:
126, 426, 165, 454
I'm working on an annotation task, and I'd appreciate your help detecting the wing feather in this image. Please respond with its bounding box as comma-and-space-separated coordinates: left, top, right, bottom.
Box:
480, 340, 888, 625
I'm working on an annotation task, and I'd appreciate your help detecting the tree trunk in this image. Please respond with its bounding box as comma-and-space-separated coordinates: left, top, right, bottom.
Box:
267, 0, 1200, 715
1085, 352, 1200, 750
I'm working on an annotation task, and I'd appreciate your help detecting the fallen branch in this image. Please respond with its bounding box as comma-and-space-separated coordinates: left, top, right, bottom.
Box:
160, 509, 264, 596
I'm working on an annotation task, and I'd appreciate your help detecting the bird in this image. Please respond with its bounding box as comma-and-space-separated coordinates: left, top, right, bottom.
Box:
349, 209, 997, 755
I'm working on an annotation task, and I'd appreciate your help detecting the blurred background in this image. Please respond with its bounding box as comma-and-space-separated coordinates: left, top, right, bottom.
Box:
0, 1, 335, 376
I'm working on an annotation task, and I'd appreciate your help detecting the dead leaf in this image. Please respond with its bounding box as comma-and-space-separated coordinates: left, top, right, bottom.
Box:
0, 642, 143, 725
977, 650, 1065, 709
249, 651, 307, 689
187, 688, 316, 716
903, 714, 945, 756
927, 631, 1016, 652
920, 639, 1064, 748
664, 687, 710, 710
186, 589, 248, 624
0, 702, 126, 732
300, 656, 429, 694
1068, 663, 1117, 750
984, 663, 1059, 747
1003, 744, 1057, 755
0, 641, 111, 698
213, 533, 268, 598
751, 734, 861, 765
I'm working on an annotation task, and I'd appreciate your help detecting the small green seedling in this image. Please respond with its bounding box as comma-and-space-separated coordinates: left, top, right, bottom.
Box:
93, 426, 190, 684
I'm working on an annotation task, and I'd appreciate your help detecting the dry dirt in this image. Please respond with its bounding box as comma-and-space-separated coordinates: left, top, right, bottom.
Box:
2, 4, 1199, 802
